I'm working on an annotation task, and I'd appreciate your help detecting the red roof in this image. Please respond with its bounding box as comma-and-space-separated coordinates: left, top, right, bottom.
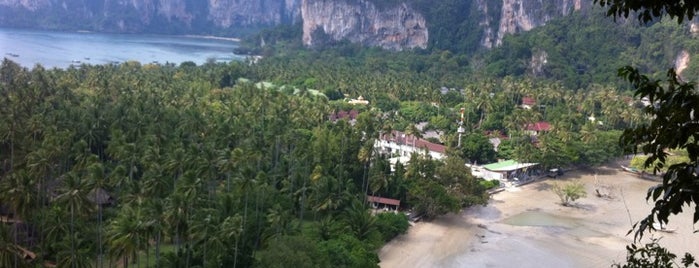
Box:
380, 131, 446, 154
525, 121, 552, 132
522, 97, 536, 106
329, 109, 359, 121
367, 196, 401, 206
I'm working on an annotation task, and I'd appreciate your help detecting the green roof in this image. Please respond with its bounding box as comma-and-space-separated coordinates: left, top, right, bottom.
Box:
483, 160, 519, 170
482, 160, 538, 172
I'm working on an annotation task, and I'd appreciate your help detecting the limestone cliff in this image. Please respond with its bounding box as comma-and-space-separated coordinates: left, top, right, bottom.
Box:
675, 50, 690, 78
0, 0, 300, 34
300, 0, 591, 50
301, 0, 427, 51
487, 0, 587, 48
0, 0, 591, 50
0, 0, 50, 11
208, 0, 300, 28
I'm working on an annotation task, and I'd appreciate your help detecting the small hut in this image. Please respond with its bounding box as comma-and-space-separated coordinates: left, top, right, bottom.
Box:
367, 195, 401, 211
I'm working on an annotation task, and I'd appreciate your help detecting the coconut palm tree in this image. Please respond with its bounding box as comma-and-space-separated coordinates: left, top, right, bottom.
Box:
143, 198, 165, 267
56, 172, 92, 268
0, 170, 36, 222
580, 122, 599, 144
219, 214, 243, 267
85, 160, 108, 268
0, 224, 23, 268
55, 231, 93, 268
107, 205, 144, 268
343, 201, 377, 241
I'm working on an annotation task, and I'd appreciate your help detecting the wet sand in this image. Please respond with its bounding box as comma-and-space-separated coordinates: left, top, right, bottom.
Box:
379, 165, 699, 267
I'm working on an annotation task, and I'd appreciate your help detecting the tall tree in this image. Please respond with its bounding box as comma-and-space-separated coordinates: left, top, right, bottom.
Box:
107, 205, 144, 268
596, 0, 699, 265
56, 172, 92, 268
596, 0, 699, 23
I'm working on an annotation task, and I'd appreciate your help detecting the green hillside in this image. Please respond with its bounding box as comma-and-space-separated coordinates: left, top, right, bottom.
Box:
246, 8, 699, 90
482, 11, 699, 88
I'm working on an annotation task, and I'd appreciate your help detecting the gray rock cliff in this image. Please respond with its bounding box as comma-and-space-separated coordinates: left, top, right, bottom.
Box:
301, 0, 427, 50
0, 0, 300, 33
485, 0, 587, 48
0, 0, 590, 49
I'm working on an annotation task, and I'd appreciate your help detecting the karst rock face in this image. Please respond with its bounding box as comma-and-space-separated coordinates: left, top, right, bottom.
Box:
0, 0, 589, 50
487, 0, 585, 48
300, 0, 587, 50
0, 0, 301, 33
301, 0, 428, 50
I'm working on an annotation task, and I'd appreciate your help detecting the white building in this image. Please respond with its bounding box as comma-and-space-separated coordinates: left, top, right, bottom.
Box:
374, 131, 447, 162
348, 96, 369, 105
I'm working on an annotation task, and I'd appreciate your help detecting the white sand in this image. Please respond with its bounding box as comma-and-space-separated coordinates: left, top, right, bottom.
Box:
379, 165, 699, 268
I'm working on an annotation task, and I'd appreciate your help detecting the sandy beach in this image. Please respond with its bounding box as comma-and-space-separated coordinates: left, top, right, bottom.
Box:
379, 164, 699, 267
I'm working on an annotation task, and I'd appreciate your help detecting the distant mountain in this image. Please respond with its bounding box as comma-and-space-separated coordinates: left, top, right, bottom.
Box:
0, 0, 301, 35
481, 11, 699, 87
2, 0, 698, 84
0, 0, 588, 50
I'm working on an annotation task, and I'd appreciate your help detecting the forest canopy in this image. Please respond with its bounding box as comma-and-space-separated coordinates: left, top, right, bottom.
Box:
0, 2, 680, 266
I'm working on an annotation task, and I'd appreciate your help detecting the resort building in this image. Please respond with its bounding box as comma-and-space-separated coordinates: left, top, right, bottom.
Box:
520, 96, 536, 109
374, 131, 446, 161
469, 159, 539, 184
367, 195, 401, 211
329, 109, 359, 123
525, 121, 551, 136
348, 96, 369, 105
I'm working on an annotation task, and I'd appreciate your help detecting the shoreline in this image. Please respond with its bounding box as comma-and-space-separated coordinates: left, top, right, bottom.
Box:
379, 165, 699, 267
182, 34, 241, 42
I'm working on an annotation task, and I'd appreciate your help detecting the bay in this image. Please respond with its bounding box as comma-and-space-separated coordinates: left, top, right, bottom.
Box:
0, 27, 244, 69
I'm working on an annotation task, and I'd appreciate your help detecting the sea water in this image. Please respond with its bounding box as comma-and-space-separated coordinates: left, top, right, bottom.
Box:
0, 27, 244, 69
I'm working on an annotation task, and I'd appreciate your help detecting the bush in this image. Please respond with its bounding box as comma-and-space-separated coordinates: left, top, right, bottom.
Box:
318, 234, 380, 268
479, 179, 500, 190
255, 235, 330, 268
551, 181, 587, 206
374, 212, 410, 242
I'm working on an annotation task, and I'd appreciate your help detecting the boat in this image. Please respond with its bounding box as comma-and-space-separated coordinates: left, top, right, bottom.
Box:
652, 222, 676, 233
5, 53, 19, 57
620, 165, 663, 182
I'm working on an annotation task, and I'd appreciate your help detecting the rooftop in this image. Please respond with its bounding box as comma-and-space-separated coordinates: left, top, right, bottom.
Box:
522, 97, 536, 106
367, 195, 401, 206
379, 131, 446, 154
483, 160, 538, 172
525, 121, 552, 132
329, 109, 359, 121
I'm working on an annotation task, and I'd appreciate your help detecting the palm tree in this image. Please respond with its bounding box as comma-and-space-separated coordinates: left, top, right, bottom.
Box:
163, 144, 187, 187
474, 93, 494, 128
580, 122, 599, 144
0, 224, 23, 268
343, 201, 377, 241
264, 203, 295, 240
143, 199, 165, 267
552, 121, 574, 143
219, 214, 243, 267
55, 231, 93, 268
107, 206, 144, 268
189, 209, 239, 267
56, 172, 92, 268
105, 130, 139, 186
164, 194, 188, 256
0, 170, 36, 222
505, 109, 528, 136
83, 159, 110, 268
